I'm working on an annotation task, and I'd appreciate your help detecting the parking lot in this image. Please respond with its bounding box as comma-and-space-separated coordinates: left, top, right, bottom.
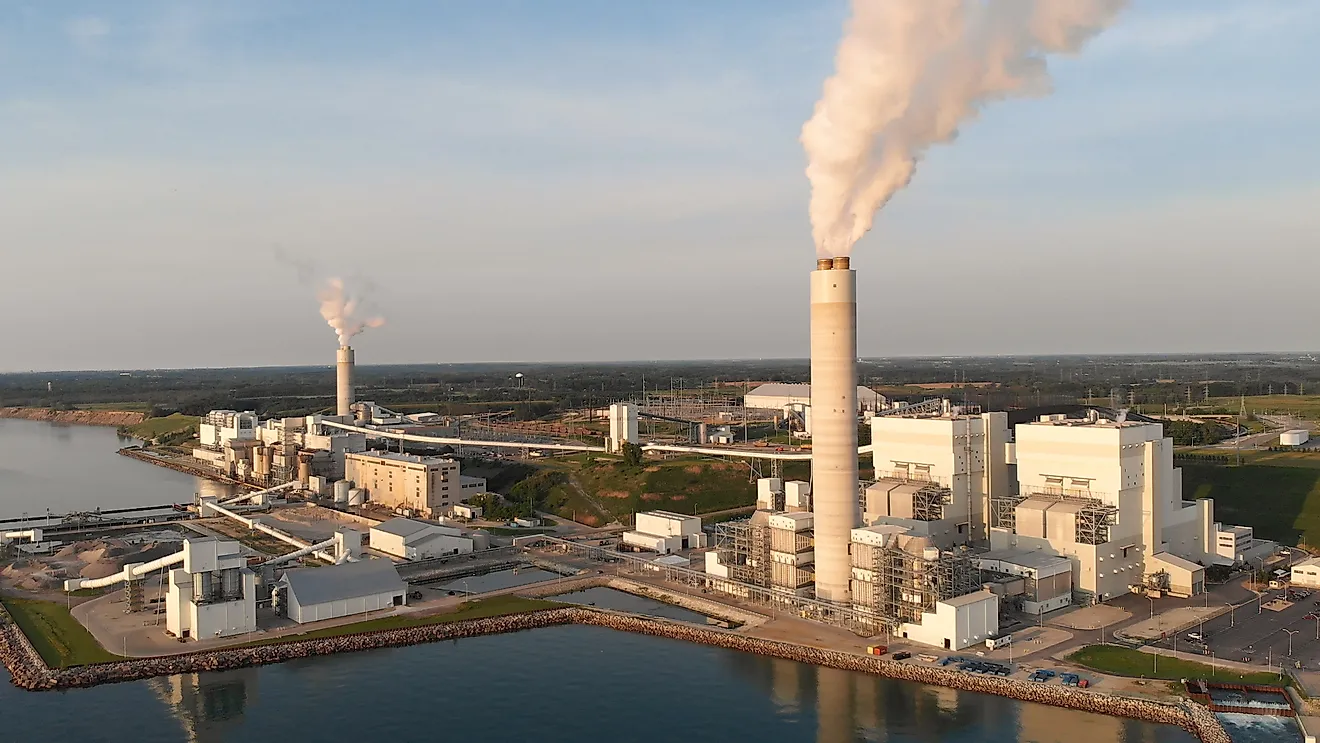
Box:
1150, 587, 1320, 671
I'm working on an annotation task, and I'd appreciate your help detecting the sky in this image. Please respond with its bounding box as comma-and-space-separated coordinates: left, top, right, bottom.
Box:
1, 0, 1317, 371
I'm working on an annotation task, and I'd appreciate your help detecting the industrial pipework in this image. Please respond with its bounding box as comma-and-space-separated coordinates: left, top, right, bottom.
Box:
337, 345, 355, 418
219, 480, 299, 507
809, 255, 859, 603
65, 550, 185, 592
1, 528, 43, 545
201, 499, 343, 564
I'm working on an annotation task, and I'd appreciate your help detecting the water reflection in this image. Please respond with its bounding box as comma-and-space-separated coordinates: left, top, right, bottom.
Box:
727, 651, 1183, 743
148, 668, 256, 742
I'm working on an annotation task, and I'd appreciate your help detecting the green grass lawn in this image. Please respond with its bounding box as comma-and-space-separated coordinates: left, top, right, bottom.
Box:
0, 597, 122, 667
235, 595, 567, 648
1208, 395, 1320, 420
1182, 464, 1320, 547
545, 455, 759, 521
1068, 645, 1286, 685
121, 413, 199, 440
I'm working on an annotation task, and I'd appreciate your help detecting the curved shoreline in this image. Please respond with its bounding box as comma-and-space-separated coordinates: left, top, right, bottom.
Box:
1, 605, 1228, 742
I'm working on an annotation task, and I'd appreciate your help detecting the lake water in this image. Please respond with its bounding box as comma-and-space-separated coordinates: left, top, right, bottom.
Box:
0, 417, 235, 520
0, 419, 1198, 743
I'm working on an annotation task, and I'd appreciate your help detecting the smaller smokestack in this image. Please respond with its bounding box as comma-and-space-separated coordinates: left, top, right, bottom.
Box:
336, 346, 355, 418
831, 256, 850, 270
817, 258, 834, 271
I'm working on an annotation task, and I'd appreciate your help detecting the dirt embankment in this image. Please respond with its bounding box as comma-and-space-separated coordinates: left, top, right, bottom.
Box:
0, 408, 146, 427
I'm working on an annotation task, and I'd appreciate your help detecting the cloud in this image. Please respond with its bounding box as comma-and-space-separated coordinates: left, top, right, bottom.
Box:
64, 16, 109, 51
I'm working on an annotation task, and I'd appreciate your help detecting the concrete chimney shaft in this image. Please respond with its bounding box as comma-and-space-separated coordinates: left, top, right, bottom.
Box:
809, 259, 859, 603
336, 346, 355, 418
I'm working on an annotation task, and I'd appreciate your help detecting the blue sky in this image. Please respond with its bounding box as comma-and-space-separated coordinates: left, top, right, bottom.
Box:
1, 1, 1316, 371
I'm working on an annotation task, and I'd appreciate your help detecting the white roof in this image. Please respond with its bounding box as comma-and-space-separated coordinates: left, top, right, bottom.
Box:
976, 549, 1073, 573
942, 590, 996, 608
349, 450, 455, 465
372, 517, 461, 540
653, 555, 689, 566
1292, 556, 1320, 570
1150, 552, 1204, 574
638, 510, 699, 522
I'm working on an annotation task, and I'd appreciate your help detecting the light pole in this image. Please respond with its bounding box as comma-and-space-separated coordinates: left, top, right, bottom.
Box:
1314, 615, 1319, 641
1210, 651, 1216, 677
1148, 594, 1155, 619
1284, 628, 1299, 657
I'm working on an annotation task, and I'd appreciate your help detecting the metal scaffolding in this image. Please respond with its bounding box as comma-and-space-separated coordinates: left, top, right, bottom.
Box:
714, 520, 771, 589
911, 483, 952, 522
989, 493, 1026, 530
849, 541, 981, 634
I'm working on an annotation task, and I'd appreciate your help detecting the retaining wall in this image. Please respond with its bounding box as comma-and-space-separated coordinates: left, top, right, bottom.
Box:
0, 605, 1230, 743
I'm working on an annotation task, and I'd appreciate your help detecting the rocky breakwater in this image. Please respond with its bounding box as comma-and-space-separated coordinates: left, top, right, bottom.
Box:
1, 607, 584, 691
0, 604, 59, 690
0, 604, 1232, 743
0, 407, 145, 427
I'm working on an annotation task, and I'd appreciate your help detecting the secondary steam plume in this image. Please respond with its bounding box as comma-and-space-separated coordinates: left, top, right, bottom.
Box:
802, 0, 1126, 257
318, 278, 384, 346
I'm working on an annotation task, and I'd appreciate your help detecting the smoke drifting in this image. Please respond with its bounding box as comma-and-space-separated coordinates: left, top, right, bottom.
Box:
802, 0, 1126, 258
318, 278, 385, 347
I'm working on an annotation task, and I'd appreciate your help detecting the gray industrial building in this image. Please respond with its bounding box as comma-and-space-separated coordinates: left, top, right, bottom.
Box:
276, 559, 408, 624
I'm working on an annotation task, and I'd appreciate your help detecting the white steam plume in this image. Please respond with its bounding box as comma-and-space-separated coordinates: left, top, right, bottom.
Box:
318, 277, 385, 347
802, 0, 1127, 257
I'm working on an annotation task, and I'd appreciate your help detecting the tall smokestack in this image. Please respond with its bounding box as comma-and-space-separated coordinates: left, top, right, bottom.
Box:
810, 255, 859, 603
337, 345, 355, 418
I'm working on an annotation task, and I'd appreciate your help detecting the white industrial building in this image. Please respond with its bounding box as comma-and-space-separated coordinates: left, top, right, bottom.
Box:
743, 383, 883, 414
897, 590, 999, 651
622, 511, 706, 554
1292, 557, 1320, 588
198, 411, 259, 449
370, 517, 473, 560
974, 550, 1074, 615
607, 402, 639, 453
1281, 430, 1310, 447
866, 408, 1010, 546
276, 559, 408, 624
459, 475, 487, 498
344, 451, 461, 517
984, 416, 1220, 600
1214, 523, 1255, 563
756, 478, 811, 512
165, 538, 257, 642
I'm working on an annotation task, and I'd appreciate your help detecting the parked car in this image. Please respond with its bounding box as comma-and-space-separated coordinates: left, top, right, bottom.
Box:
1185, 632, 1205, 642
892, 651, 912, 660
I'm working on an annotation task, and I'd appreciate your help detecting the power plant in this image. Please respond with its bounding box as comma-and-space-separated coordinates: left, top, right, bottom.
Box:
808, 256, 859, 604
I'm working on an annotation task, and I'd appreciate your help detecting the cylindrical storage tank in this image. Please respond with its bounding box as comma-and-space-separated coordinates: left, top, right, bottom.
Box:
347, 488, 366, 506
809, 256, 859, 603
297, 452, 313, 485
333, 480, 351, 505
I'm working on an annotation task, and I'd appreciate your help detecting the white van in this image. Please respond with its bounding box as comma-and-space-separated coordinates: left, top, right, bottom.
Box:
986, 635, 1012, 650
